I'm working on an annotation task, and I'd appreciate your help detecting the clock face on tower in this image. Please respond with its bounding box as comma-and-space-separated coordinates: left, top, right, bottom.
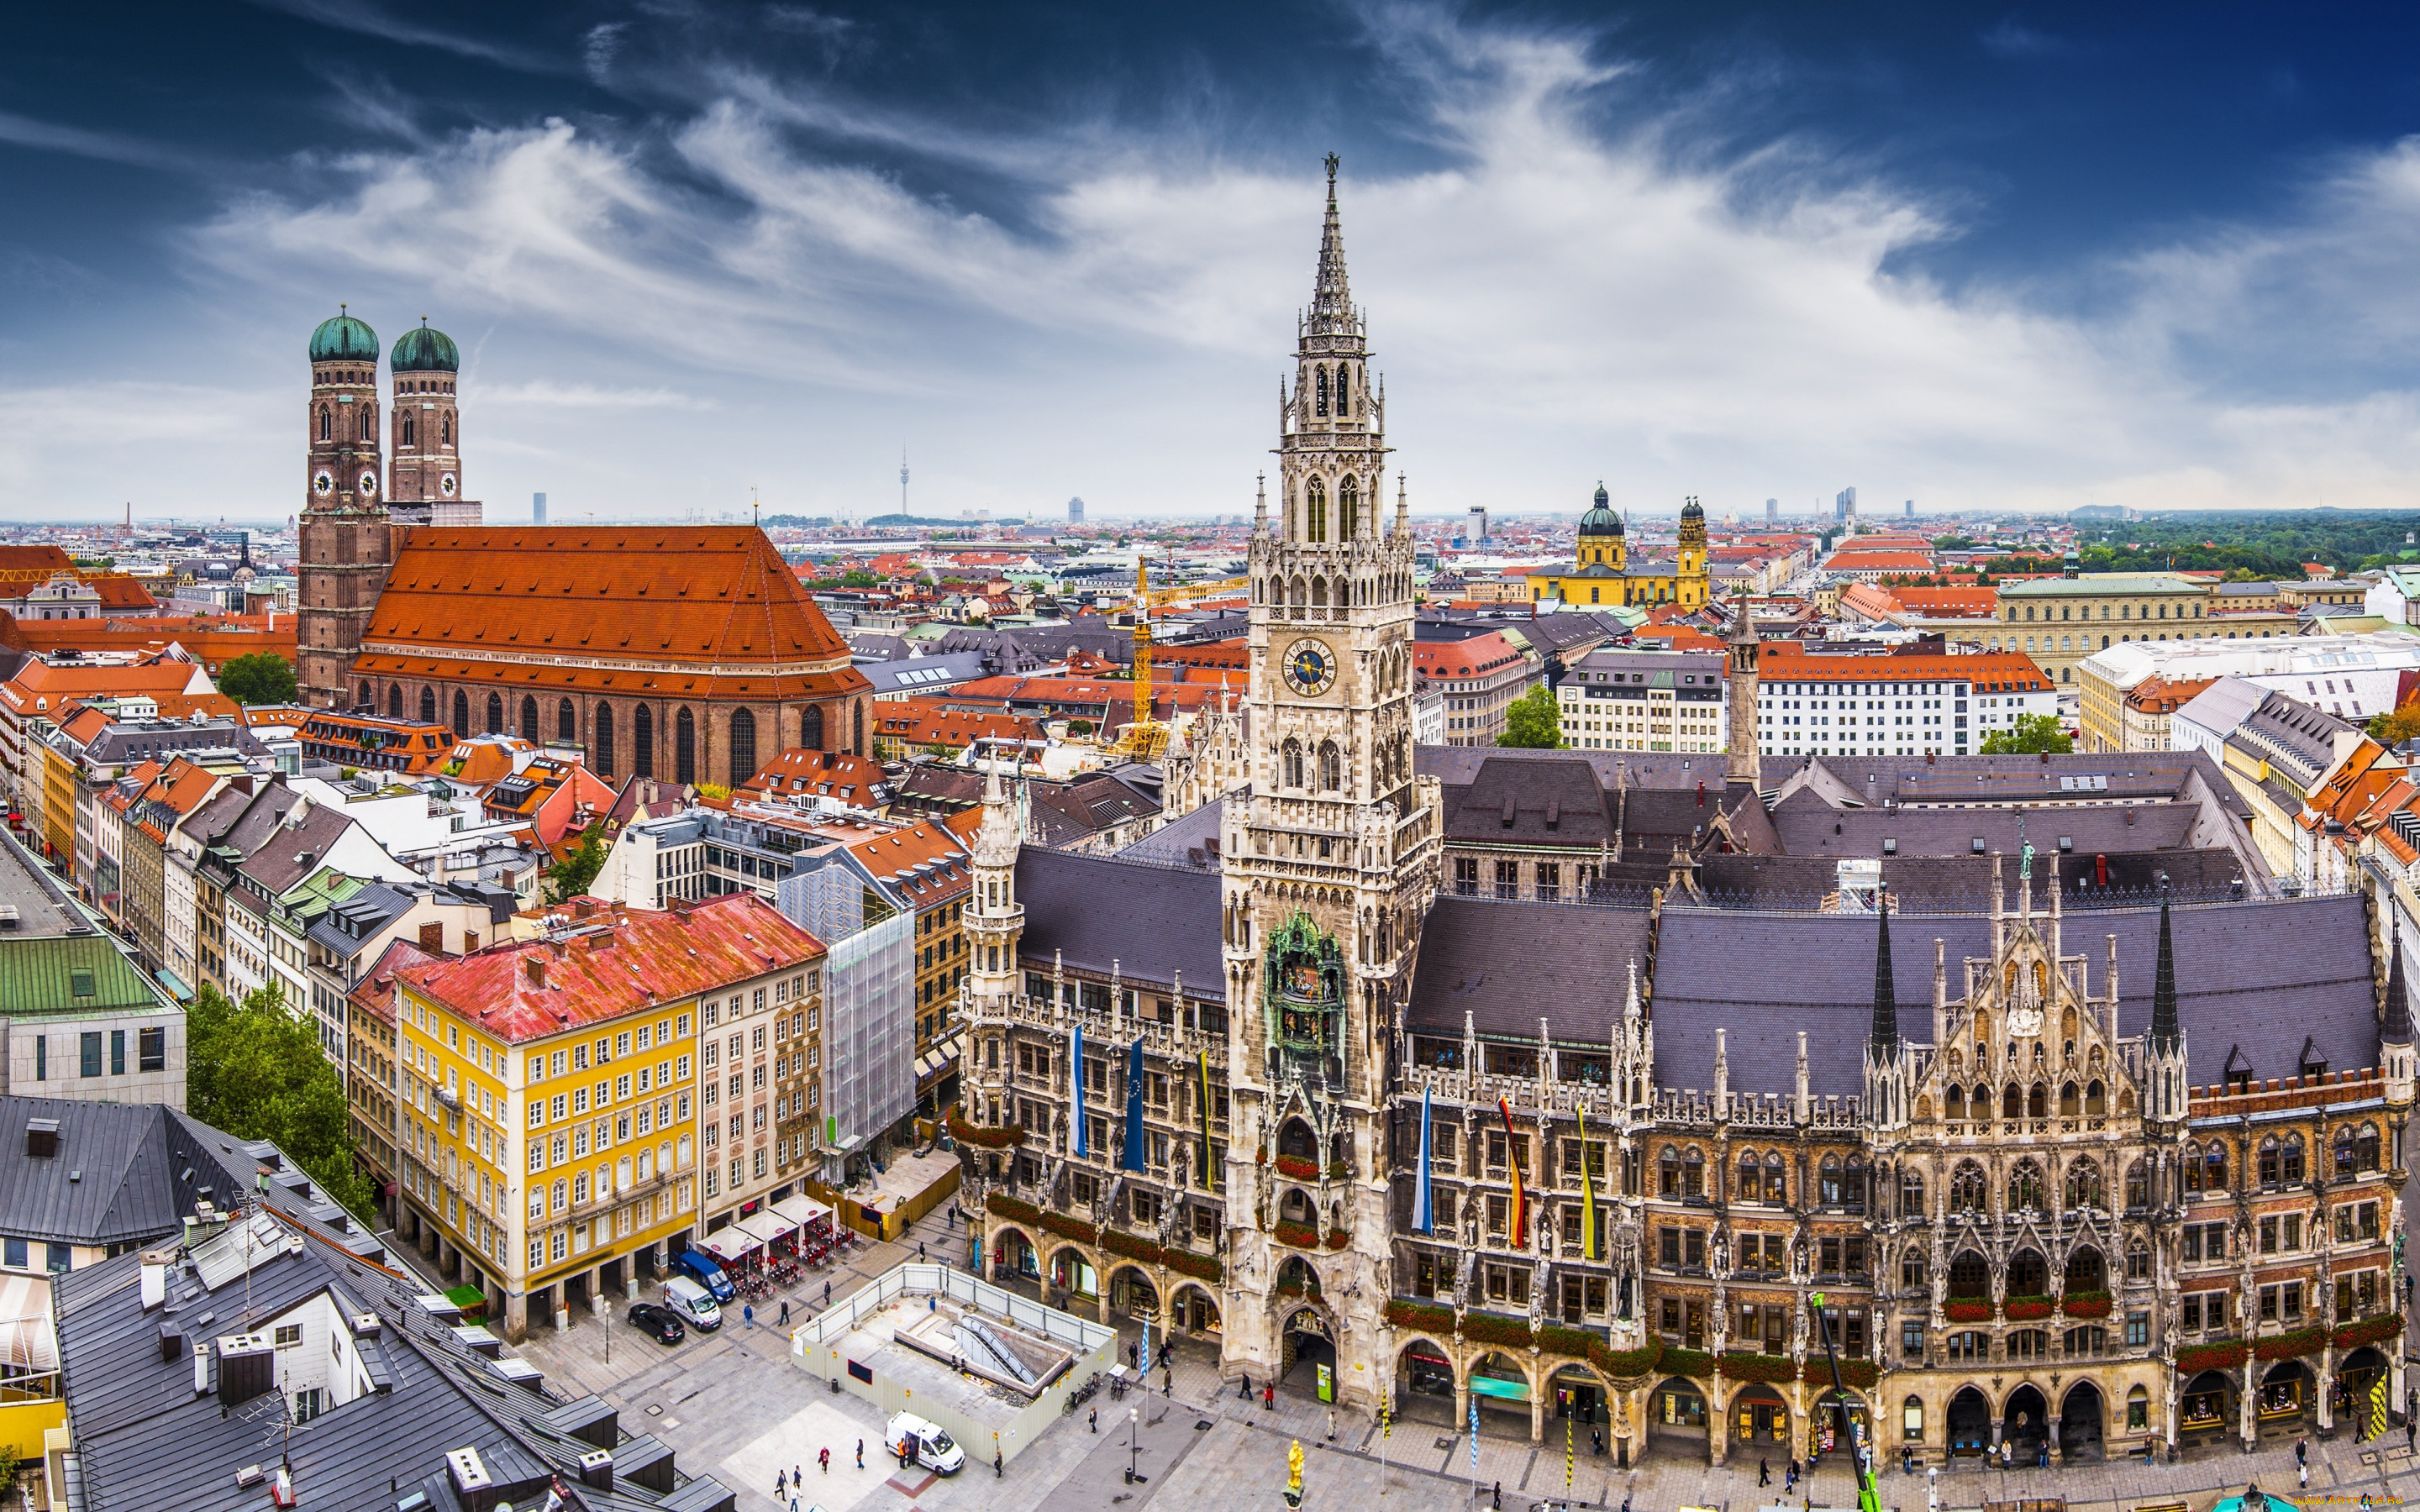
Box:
440, 473, 457, 496
1281, 638, 1337, 697
312, 470, 334, 497
357, 470, 378, 498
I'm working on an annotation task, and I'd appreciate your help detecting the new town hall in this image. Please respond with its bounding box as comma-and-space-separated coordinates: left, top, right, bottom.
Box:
950, 165, 2416, 1467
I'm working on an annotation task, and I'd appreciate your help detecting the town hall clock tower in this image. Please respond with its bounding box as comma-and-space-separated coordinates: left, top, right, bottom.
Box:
1219, 158, 1441, 1407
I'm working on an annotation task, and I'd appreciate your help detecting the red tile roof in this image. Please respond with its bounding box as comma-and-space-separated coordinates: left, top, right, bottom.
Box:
871, 701, 1044, 753
396, 893, 824, 1043
739, 747, 887, 802
1760, 646, 2053, 690
1414, 633, 1528, 680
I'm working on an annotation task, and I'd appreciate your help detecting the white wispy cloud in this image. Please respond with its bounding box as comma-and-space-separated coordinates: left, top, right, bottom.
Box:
67, 5, 2420, 519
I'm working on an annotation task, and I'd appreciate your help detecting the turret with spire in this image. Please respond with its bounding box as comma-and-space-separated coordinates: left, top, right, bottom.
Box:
1724, 588, 1762, 788
2383, 924, 2415, 1106
1865, 885, 1908, 1129
2144, 893, 2188, 1124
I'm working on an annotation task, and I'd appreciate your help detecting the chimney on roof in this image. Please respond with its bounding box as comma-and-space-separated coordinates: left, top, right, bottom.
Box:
139, 1247, 173, 1310
24, 1118, 58, 1158
524, 957, 546, 990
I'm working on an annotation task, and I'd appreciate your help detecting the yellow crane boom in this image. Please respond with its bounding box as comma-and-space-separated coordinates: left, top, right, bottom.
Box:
1113, 560, 1247, 758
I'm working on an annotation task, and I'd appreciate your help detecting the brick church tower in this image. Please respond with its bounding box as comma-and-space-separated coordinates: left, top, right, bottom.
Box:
298, 307, 394, 709
386, 318, 465, 527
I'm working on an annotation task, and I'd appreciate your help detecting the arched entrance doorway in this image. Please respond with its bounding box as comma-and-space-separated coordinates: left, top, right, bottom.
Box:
2003, 1384, 2049, 1462
1730, 1383, 1788, 1449
1469, 1351, 1531, 1435
2180, 1370, 2235, 1444
1049, 1246, 1098, 1305
1109, 1265, 1159, 1320
1809, 1389, 1870, 1465
1281, 1306, 1336, 1395
2337, 1347, 2391, 1434
1650, 1376, 1708, 1450
1551, 1362, 1606, 1432
2059, 1382, 2104, 1462
2259, 1361, 2314, 1433
1397, 1339, 1455, 1420
1947, 1387, 1992, 1456
1171, 1283, 1221, 1336
990, 1226, 1036, 1284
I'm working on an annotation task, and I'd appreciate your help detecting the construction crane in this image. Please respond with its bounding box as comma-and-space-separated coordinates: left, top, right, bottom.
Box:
1108, 558, 1247, 760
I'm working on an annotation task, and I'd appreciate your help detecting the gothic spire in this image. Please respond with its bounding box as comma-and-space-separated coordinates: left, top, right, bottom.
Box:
2149, 895, 2180, 1054
1308, 153, 1355, 338
1870, 885, 1897, 1056
2386, 926, 2413, 1043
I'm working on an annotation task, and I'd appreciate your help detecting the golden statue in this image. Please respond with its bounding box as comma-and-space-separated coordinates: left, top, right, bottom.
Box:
1285, 1438, 1306, 1508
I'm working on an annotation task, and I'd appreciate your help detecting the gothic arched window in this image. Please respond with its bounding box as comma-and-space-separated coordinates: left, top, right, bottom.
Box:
452, 690, 471, 738
674, 706, 697, 785
441, 414, 451, 446
2064, 1158, 2103, 1210
1737, 1151, 1760, 1203
1315, 365, 1329, 417
520, 696, 539, 740
2028, 1082, 2048, 1119
1944, 1085, 1965, 1119
633, 704, 654, 778
1819, 1154, 1844, 1207
2002, 1084, 2021, 1120
2124, 1160, 2148, 1209
1949, 1160, 1986, 1212
388, 684, 403, 721
318, 407, 332, 441
420, 687, 437, 723
1306, 478, 1327, 543
1339, 475, 1359, 540
1318, 740, 1340, 790
1844, 1155, 1867, 1214
558, 700, 576, 745
356, 680, 371, 708
802, 703, 824, 750
2258, 1136, 2281, 1186
2085, 1079, 2107, 1115
1338, 365, 1352, 417
596, 704, 615, 775
1281, 739, 1304, 789
2281, 1133, 2304, 1183
1899, 1167, 1923, 1217
485, 693, 503, 734
360, 408, 374, 441
854, 700, 864, 754
1764, 1152, 1786, 1204
729, 708, 757, 785
2008, 1158, 2044, 1211
401, 412, 414, 447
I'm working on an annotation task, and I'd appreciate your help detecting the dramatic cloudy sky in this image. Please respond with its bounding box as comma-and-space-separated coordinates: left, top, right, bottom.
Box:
8, 3, 2420, 524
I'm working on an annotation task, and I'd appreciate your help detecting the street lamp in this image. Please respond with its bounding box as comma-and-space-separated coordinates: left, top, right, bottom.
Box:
1127, 1406, 1141, 1484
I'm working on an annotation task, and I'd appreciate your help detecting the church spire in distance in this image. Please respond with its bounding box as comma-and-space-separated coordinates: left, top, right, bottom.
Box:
1309, 153, 1356, 336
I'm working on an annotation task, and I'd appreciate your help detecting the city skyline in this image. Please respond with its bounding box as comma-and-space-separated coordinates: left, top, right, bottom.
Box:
11, 5, 2420, 521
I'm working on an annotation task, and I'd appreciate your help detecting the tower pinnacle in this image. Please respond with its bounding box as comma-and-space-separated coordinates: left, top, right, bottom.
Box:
1870, 884, 1897, 1056
1309, 155, 1355, 337
2149, 895, 2181, 1054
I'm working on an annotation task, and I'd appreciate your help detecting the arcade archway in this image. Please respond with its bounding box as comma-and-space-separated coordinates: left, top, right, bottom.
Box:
2059, 1382, 2104, 1462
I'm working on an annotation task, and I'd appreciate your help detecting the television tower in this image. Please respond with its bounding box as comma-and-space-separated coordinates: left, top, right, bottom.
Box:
900, 449, 910, 514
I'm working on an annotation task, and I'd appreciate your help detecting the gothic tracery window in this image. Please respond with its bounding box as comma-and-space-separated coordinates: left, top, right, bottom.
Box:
2008, 1158, 2045, 1211
559, 699, 577, 746
596, 704, 615, 775
1281, 739, 1304, 788
1950, 1160, 1986, 1212
1318, 740, 1340, 791
2063, 1157, 2103, 1210
729, 707, 757, 784
634, 703, 655, 778
318, 407, 332, 441
1315, 366, 1329, 417
674, 706, 697, 785
1340, 475, 1359, 539
1306, 478, 1327, 543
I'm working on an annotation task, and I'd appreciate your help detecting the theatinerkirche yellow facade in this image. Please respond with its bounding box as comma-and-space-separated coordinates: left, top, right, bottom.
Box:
1528, 485, 1711, 609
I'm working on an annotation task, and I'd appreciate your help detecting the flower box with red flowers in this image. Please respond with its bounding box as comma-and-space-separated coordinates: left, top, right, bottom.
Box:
1944, 1301, 1992, 1324
1272, 1220, 1319, 1249
2058, 1291, 2112, 1319
1275, 1153, 1323, 1181
2003, 1296, 2054, 1321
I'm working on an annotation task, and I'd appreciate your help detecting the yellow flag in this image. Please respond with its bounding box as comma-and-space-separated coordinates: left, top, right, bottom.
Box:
1577, 1105, 1597, 1262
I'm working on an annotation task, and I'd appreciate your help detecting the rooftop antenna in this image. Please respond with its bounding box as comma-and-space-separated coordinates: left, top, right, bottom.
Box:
751, 486, 761, 533
901, 449, 910, 515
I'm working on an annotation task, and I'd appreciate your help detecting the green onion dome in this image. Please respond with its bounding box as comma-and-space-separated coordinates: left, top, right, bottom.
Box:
309, 307, 380, 363
1579, 481, 1623, 537
391, 318, 460, 373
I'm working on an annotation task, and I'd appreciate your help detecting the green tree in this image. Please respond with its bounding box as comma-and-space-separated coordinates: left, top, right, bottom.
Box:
2368, 705, 2420, 747
1497, 684, 1566, 748
187, 983, 376, 1221
216, 652, 298, 706
1978, 714, 2075, 755
543, 825, 610, 905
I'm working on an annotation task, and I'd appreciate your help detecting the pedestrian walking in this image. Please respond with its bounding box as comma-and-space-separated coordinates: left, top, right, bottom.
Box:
774, 1471, 786, 1498
2297, 1436, 2309, 1467
856, 1439, 864, 1470
1491, 1480, 1502, 1510
823, 1280, 832, 1306
994, 1447, 1003, 1478
818, 1447, 829, 1475
1090, 1407, 1098, 1434
1265, 1383, 1276, 1411
1591, 1425, 1603, 1457
1759, 1458, 1770, 1488
1622, 1495, 1632, 1512
918, 1242, 926, 1261
1326, 1408, 1336, 1442
793, 1465, 801, 1487
2407, 1415, 2415, 1452
2300, 1462, 2309, 1491
744, 1302, 754, 1329
1128, 1341, 1139, 1368
778, 1300, 790, 1326
1239, 1373, 1251, 1400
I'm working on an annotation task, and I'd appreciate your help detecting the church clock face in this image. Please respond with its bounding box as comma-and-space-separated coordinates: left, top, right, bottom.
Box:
357, 470, 378, 498
312, 469, 334, 497
440, 472, 457, 497
1281, 638, 1337, 697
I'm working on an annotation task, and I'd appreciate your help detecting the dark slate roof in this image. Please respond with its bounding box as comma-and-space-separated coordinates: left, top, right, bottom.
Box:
302, 880, 420, 959
0, 1096, 245, 1249
1769, 796, 2202, 859
53, 1147, 734, 1510
1648, 892, 2378, 1095
1441, 756, 1615, 848
1015, 848, 1219, 990
1405, 895, 1650, 1043
1114, 796, 1224, 871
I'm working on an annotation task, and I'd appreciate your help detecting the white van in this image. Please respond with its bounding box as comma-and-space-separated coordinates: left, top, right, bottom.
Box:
886, 1411, 965, 1475
664, 1276, 722, 1331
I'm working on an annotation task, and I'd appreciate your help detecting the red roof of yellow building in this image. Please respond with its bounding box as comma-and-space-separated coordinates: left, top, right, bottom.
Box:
395, 893, 823, 1043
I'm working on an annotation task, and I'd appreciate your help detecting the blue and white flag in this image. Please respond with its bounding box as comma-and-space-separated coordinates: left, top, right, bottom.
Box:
1413, 1086, 1434, 1234
1071, 1022, 1088, 1158
1121, 1035, 1147, 1173
1139, 1315, 1152, 1377
1469, 1399, 1479, 1470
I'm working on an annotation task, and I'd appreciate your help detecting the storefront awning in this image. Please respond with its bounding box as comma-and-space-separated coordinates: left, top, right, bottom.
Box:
154, 969, 194, 1004
772, 1194, 831, 1229
698, 1230, 759, 1263
736, 1210, 793, 1247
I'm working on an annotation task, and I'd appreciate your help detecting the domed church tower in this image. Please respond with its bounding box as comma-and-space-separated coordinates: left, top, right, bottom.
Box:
387, 318, 467, 526
299, 308, 393, 709
1676, 494, 1707, 585
1576, 482, 1624, 571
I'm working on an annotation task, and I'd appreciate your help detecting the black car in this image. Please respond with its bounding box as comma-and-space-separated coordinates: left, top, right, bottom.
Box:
627, 1302, 687, 1345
